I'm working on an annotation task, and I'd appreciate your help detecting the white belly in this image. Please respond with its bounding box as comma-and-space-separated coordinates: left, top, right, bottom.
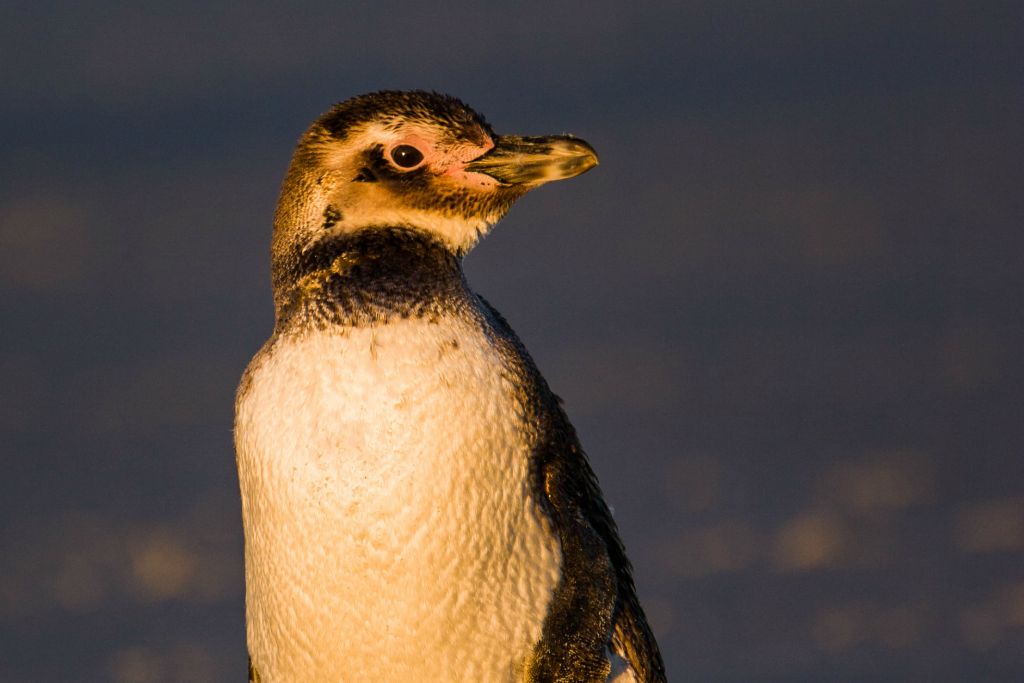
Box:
235, 314, 562, 682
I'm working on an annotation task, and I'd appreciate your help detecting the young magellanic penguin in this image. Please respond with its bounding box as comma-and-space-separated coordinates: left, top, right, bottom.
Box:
235, 90, 667, 682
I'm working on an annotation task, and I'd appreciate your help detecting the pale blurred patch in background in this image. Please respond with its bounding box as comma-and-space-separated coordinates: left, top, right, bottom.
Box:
2, 1, 1022, 680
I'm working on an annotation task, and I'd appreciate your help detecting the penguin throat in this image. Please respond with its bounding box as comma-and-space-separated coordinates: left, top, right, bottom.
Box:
275, 227, 470, 329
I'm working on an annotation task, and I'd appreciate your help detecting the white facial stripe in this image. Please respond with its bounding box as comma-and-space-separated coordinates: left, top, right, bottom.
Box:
322, 206, 493, 252
308, 123, 503, 252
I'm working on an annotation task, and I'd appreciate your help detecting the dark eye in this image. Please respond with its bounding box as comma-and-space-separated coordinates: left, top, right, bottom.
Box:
390, 145, 424, 168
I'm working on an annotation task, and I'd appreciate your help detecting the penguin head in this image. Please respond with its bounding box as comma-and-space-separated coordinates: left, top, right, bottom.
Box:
271, 90, 597, 298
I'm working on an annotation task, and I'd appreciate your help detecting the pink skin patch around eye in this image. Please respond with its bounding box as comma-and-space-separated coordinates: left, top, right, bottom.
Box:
443, 136, 498, 189
388, 128, 499, 189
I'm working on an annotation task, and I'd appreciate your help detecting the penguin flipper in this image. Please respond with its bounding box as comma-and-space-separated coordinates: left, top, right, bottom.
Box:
475, 295, 666, 682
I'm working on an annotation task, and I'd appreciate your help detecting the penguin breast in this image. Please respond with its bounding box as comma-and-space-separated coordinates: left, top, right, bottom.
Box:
235, 314, 562, 681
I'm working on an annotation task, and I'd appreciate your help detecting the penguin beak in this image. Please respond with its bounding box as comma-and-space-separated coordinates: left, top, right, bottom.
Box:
465, 135, 599, 186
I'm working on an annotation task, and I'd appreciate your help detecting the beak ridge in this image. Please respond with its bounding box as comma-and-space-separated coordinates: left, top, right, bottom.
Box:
465, 135, 599, 185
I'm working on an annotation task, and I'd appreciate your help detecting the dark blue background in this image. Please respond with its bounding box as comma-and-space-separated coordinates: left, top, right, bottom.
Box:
2, 2, 1022, 680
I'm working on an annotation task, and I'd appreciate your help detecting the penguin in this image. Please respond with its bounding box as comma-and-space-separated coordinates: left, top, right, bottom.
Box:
235, 90, 666, 682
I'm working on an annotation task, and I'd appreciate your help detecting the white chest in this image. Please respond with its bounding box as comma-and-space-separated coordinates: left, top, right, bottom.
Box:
235, 315, 562, 682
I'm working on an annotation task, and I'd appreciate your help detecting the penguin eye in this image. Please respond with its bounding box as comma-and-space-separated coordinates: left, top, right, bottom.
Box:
390, 145, 424, 169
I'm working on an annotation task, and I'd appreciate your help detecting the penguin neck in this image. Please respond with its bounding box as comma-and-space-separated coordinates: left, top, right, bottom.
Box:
273, 226, 471, 330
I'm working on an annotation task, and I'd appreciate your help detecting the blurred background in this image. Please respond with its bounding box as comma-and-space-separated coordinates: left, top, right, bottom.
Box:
2, 1, 1022, 680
